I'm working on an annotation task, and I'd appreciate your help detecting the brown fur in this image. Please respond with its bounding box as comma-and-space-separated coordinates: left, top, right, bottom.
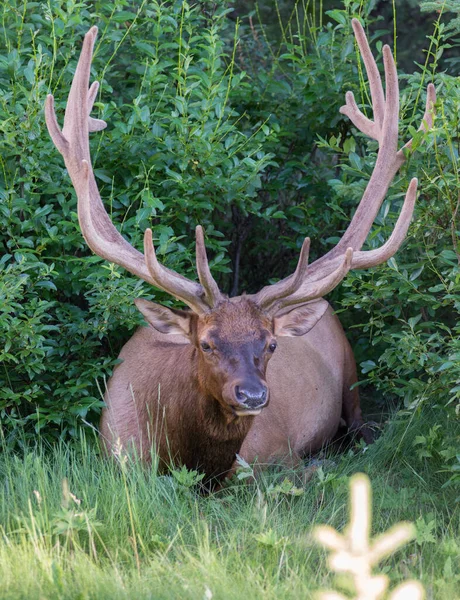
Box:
101, 298, 275, 485
238, 306, 367, 468
102, 337, 254, 482
100, 298, 368, 485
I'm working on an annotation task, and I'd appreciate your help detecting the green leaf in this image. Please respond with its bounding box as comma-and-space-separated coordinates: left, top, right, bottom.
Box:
360, 360, 377, 374
325, 10, 348, 26
112, 11, 137, 22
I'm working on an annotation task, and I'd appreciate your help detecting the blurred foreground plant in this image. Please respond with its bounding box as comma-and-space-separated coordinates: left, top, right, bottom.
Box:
313, 474, 425, 600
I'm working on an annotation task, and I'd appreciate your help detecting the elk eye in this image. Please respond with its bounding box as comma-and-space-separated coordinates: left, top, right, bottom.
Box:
268, 341, 277, 353
200, 341, 212, 352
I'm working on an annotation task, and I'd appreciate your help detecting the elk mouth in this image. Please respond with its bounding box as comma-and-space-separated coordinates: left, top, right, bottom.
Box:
234, 407, 263, 417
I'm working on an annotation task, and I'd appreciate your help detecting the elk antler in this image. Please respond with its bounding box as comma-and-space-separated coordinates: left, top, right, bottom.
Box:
45, 26, 223, 314
250, 19, 435, 315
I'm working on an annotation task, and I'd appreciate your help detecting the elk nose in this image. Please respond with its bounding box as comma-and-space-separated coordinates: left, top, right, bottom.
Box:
235, 385, 268, 409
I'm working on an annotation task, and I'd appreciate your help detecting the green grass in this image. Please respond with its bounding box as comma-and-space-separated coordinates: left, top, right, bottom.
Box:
0, 409, 458, 599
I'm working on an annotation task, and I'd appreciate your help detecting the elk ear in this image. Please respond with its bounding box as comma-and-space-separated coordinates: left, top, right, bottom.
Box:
134, 299, 193, 337
273, 299, 329, 337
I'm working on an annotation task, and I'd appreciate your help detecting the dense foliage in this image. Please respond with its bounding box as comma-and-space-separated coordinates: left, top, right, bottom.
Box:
0, 0, 459, 487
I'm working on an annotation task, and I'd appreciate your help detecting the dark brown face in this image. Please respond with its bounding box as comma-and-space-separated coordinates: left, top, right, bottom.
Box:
194, 299, 276, 416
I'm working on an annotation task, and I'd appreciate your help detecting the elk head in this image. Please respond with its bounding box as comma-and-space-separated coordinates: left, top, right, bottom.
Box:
45, 22, 435, 419
134, 291, 331, 418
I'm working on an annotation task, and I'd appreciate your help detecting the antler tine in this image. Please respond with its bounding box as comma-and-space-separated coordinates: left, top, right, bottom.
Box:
87, 81, 106, 132
45, 94, 69, 155
143, 229, 209, 313
255, 238, 311, 311
195, 226, 224, 307
340, 91, 379, 141
266, 248, 353, 316
396, 83, 436, 166
88, 80, 99, 110
46, 27, 222, 313
353, 19, 385, 129
352, 178, 418, 269
340, 20, 385, 140
381, 43, 399, 150
421, 83, 437, 131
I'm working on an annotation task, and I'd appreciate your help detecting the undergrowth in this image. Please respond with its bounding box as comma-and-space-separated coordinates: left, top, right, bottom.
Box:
0, 406, 458, 599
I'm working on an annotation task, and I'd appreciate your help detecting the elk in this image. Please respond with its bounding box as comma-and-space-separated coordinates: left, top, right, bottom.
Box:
45, 21, 435, 486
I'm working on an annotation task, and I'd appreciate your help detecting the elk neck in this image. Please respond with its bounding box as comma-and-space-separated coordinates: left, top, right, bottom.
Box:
159, 343, 254, 483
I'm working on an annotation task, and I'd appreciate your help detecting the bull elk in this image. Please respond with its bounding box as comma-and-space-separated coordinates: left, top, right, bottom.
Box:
45, 21, 435, 486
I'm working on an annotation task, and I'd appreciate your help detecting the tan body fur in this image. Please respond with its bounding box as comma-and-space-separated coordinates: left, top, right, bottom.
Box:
101, 304, 363, 477
239, 305, 361, 466
101, 317, 255, 480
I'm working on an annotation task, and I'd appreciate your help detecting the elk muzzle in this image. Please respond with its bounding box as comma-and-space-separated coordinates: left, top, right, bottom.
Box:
234, 382, 269, 416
